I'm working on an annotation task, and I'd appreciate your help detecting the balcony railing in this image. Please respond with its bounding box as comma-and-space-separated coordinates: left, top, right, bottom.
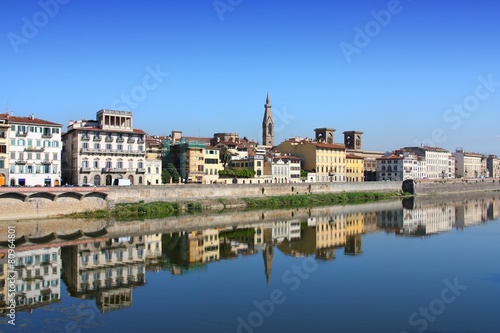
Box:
116, 137, 124, 143
16, 131, 28, 137
93, 136, 101, 142
42, 133, 52, 138
127, 138, 135, 143
80, 167, 92, 173
24, 146, 44, 152
15, 159, 27, 164
102, 167, 128, 173
136, 168, 146, 174
105, 137, 113, 142
81, 136, 90, 141
80, 148, 145, 156
41, 160, 52, 165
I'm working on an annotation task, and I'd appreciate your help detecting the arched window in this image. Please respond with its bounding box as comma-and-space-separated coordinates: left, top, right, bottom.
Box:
93, 175, 100, 186
268, 123, 273, 135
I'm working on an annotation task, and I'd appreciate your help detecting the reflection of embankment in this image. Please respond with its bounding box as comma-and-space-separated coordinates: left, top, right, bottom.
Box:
0, 200, 403, 246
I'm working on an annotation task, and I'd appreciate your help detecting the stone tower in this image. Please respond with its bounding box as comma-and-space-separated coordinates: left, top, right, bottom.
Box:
262, 92, 274, 146
314, 128, 336, 144
343, 131, 363, 150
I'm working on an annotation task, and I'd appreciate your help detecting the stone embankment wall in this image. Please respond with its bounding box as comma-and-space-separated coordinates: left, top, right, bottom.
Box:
1, 179, 499, 221
413, 178, 500, 195
105, 181, 402, 203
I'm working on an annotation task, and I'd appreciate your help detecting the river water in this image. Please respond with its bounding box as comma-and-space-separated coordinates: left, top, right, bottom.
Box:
1, 194, 500, 333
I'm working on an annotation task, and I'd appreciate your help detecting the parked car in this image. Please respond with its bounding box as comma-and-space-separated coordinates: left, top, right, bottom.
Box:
80, 183, 96, 187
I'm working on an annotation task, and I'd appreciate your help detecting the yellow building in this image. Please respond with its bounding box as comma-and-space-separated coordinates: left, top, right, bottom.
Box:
0, 119, 8, 185
203, 147, 223, 184
346, 154, 365, 182
277, 139, 346, 182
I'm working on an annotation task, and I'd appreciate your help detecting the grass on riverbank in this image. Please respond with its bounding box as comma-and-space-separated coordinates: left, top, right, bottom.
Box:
241, 191, 402, 209
69, 200, 201, 220
69, 191, 402, 220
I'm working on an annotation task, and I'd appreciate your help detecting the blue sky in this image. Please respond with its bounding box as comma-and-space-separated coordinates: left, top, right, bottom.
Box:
1, 0, 499, 155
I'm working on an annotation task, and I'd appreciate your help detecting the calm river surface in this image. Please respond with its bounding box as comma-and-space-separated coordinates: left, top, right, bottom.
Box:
1, 194, 500, 333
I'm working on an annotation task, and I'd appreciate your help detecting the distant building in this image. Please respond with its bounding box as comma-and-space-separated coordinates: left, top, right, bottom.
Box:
487, 155, 499, 178
277, 132, 346, 182
346, 154, 364, 182
454, 148, 487, 178
343, 131, 383, 181
271, 155, 302, 183
0, 113, 62, 186
402, 146, 454, 179
376, 152, 425, 181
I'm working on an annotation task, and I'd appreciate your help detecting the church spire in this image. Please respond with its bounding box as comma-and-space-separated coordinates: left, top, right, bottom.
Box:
262, 92, 274, 147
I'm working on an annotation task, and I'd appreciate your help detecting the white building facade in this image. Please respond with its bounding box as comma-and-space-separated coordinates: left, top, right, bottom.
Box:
402, 146, 454, 179
272, 155, 302, 183
62, 110, 148, 186
453, 149, 485, 178
0, 114, 62, 186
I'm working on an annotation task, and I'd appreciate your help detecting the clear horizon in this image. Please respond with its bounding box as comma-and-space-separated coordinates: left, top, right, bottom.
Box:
1, 0, 499, 155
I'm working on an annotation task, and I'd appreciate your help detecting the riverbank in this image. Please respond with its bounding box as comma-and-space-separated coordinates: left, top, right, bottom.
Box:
1, 179, 499, 220
68, 191, 403, 220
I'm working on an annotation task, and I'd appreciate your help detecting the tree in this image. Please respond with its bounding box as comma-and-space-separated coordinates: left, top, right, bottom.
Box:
219, 145, 232, 168
162, 168, 172, 184
167, 163, 181, 183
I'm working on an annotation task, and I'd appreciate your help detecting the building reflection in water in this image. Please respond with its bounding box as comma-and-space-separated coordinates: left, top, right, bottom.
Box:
61, 235, 149, 312
0, 246, 61, 315
2, 194, 500, 316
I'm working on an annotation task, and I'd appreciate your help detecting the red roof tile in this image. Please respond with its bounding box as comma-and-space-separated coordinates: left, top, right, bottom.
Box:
0, 113, 61, 126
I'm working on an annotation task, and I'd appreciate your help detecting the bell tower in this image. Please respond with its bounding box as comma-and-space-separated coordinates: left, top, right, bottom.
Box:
343, 131, 363, 150
262, 92, 274, 146
314, 128, 336, 144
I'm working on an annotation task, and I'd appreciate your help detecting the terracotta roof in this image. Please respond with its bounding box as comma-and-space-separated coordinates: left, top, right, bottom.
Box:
273, 156, 302, 162
310, 142, 346, 150
346, 154, 364, 159
63, 126, 146, 136
377, 154, 403, 160
0, 113, 61, 126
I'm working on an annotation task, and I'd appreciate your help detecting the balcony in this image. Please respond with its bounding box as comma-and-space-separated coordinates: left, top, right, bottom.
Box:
105, 137, 113, 142
137, 139, 145, 144
93, 136, 101, 142
81, 135, 90, 141
80, 167, 92, 173
15, 159, 27, 164
16, 131, 28, 137
116, 137, 124, 143
25, 146, 44, 152
41, 160, 52, 165
127, 138, 135, 144
136, 168, 146, 174
42, 133, 53, 138
102, 168, 128, 173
